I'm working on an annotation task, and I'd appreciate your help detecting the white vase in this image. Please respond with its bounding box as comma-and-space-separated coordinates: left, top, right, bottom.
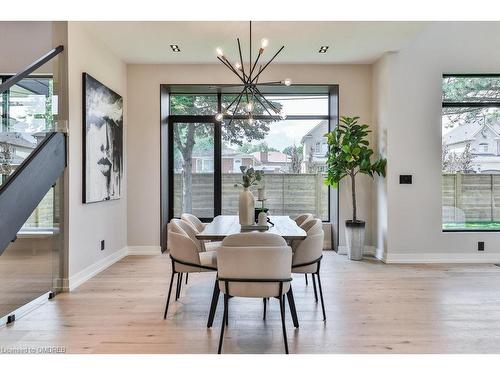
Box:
257, 211, 268, 226
345, 220, 366, 261
238, 188, 255, 225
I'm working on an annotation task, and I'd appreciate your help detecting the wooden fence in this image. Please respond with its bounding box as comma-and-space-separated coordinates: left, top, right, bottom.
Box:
174, 173, 329, 220
443, 173, 500, 222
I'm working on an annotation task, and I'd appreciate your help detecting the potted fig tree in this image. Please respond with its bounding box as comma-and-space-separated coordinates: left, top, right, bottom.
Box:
325, 116, 386, 260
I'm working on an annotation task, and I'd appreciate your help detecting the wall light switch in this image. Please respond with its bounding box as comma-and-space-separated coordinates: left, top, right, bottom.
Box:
399, 175, 412, 184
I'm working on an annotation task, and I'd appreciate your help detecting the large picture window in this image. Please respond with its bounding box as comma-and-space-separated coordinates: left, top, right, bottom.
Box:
164, 86, 337, 224
442, 75, 500, 231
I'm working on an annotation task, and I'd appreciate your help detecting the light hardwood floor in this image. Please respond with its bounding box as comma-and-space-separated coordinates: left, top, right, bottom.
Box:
2, 252, 500, 354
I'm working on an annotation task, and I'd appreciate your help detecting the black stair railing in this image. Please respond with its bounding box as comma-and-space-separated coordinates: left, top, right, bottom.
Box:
0, 45, 63, 95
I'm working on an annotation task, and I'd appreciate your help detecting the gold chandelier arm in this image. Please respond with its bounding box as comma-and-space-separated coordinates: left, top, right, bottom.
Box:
248, 86, 274, 117
224, 88, 246, 113
237, 38, 249, 82
226, 88, 246, 127
217, 56, 246, 83
249, 45, 285, 85
249, 50, 262, 79
252, 85, 281, 114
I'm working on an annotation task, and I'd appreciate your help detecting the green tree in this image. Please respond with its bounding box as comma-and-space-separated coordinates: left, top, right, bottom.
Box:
442, 142, 476, 173
443, 76, 500, 127
171, 94, 281, 213
238, 142, 278, 154
283, 144, 303, 173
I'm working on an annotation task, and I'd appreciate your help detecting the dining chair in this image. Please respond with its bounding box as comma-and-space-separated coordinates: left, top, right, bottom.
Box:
181, 213, 206, 233
216, 232, 294, 354
293, 213, 314, 227
291, 218, 326, 321
163, 219, 218, 319
181, 213, 221, 252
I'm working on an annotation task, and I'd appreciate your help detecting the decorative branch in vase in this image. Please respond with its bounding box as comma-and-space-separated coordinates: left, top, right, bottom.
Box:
324, 116, 386, 261
234, 166, 263, 225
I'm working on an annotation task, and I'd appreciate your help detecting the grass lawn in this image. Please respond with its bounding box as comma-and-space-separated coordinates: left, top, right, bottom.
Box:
443, 221, 500, 230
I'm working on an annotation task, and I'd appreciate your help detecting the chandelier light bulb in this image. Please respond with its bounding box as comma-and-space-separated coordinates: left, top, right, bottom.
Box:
284, 78, 292, 86
215, 113, 224, 122
216, 47, 224, 57
261, 38, 269, 49
279, 110, 287, 120
249, 116, 255, 125
246, 102, 254, 112
235, 62, 241, 70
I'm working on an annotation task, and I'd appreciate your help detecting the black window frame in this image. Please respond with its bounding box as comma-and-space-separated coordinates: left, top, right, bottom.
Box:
160, 84, 339, 250
442, 73, 500, 233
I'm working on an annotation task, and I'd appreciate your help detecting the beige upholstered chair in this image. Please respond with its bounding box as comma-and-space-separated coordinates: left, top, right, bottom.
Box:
294, 213, 314, 227
181, 213, 206, 233
291, 218, 326, 321
216, 232, 294, 354
180, 213, 221, 252
163, 219, 218, 319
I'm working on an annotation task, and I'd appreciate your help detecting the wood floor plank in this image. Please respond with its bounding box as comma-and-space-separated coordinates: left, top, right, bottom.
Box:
2, 252, 500, 353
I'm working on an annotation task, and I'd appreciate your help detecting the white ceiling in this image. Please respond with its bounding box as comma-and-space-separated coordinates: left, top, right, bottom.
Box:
82, 21, 429, 65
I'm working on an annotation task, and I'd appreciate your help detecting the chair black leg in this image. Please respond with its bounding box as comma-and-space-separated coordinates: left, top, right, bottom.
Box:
218, 294, 229, 354
185, 273, 189, 285
286, 287, 299, 328
305, 274, 308, 285
263, 298, 267, 320
207, 279, 220, 328
176, 273, 183, 300
312, 273, 318, 302
316, 273, 326, 321
163, 272, 176, 319
279, 294, 289, 354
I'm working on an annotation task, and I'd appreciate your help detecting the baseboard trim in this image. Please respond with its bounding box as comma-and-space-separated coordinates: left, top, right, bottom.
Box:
383, 252, 500, 264
337, 245, 376, 256
63, 247, 128, 291
375, 247, 387, 262
0, 291, 51, 327
127, 246, 162, 255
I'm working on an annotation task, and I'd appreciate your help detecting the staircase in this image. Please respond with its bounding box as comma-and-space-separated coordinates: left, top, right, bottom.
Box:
0, 46, 66, 323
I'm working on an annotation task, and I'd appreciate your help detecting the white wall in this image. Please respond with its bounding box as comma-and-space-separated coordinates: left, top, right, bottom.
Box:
127, 64, 375, 249
0, 22, 53, 74
374, 22, 500, 262
66, 22, 128, 281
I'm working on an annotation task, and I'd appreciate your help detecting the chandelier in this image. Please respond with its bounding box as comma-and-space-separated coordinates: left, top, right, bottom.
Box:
215, 21, 291, 125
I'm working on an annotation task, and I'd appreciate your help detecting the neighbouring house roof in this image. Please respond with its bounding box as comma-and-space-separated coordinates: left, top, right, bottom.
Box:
0, 132, 36, 149
301, 120, 328, 144
251, 151, 291, 164
443, 122, 500, 145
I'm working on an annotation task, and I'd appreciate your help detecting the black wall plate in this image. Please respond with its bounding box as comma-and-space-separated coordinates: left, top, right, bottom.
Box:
400, 175, 412, 184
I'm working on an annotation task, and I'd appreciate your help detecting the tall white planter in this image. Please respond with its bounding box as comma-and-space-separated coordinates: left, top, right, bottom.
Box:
239, 188, 255, 225
345, 220, 365, 261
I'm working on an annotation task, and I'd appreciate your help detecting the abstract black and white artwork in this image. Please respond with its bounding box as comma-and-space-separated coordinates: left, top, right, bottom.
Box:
83, 73, 123, 203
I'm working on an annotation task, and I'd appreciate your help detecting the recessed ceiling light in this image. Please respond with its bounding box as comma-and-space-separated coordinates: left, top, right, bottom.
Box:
170, 44, 181, 52
319, 46, 329, 53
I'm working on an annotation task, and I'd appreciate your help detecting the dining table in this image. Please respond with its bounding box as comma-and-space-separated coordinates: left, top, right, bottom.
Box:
195, 215, 307, 242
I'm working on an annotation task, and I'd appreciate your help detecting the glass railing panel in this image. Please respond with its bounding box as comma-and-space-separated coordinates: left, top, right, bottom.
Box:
0, 176, 63, 318
0, 68, 58, 187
